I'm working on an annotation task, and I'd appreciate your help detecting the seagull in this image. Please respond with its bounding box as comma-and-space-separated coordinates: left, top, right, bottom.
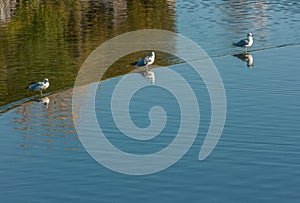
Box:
27, 78, 49, 96
233, 33, 253, 52
132, 52, 155, 68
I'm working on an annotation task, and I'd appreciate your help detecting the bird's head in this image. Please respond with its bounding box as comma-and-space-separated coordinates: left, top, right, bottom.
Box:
43, 78, 49, 83
248, 33, 253, 37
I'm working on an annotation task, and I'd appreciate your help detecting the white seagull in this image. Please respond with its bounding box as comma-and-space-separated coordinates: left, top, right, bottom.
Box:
132, 52, 155, 68
233, 33, 253, 52
27, 78, 49, 96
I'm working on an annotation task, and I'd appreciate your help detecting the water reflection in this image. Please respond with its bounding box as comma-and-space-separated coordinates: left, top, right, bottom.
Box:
35, 96, 50, 108
0, 0, 176, 107
0, 0, 17, 23
233, 52, 254, 68
251, 0, 269, 31
138, 68, 155, 84
11, 89, 78, 151
220, 0, 270, 48
81, 0, 128, 29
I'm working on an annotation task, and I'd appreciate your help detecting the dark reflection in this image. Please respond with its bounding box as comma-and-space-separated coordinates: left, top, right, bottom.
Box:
233, 52, 254, 68
0, 0, 176, 107
138, 67, 155, 84
81, 0, 128, 30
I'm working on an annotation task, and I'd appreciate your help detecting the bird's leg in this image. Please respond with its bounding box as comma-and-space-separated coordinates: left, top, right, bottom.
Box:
40, 91, 43, 97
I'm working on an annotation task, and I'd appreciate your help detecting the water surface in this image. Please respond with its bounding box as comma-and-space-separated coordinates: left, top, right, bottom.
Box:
1, 0, 300, 202
1, 45, 300, 202
1, 0, 300, 107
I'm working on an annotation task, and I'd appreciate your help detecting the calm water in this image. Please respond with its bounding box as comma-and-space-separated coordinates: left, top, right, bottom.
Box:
1, 0, 300, 202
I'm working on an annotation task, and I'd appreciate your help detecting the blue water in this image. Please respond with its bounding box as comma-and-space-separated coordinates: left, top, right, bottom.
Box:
176, 0, 300, 56
1, 0, 300, 202
1, 45, 300, 202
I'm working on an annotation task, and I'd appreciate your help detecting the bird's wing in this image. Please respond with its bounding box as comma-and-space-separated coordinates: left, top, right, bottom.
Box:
132, 56, 148, 66
234, 39, 248, 47
28, 81, 43, 89
27, 82, 37, 89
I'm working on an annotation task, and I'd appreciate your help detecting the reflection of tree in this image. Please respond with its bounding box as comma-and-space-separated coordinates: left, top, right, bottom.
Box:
0, 0, 176, 106
82, 0, 128, 29
0, 0, 17, 23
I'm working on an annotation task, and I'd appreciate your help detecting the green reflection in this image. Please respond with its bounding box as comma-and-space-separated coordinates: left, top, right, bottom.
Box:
0, 0, 176, 107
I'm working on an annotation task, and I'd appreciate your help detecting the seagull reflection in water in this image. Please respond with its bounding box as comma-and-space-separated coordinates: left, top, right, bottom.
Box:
233, 53, 254, 68
36, 97, 50, 108
138, 68, 155, 84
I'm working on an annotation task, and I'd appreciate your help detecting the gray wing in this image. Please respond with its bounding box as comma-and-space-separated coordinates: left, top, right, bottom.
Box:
28, 81, 43, 90
233, 39, 249, 47
132, 56, 150, 66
